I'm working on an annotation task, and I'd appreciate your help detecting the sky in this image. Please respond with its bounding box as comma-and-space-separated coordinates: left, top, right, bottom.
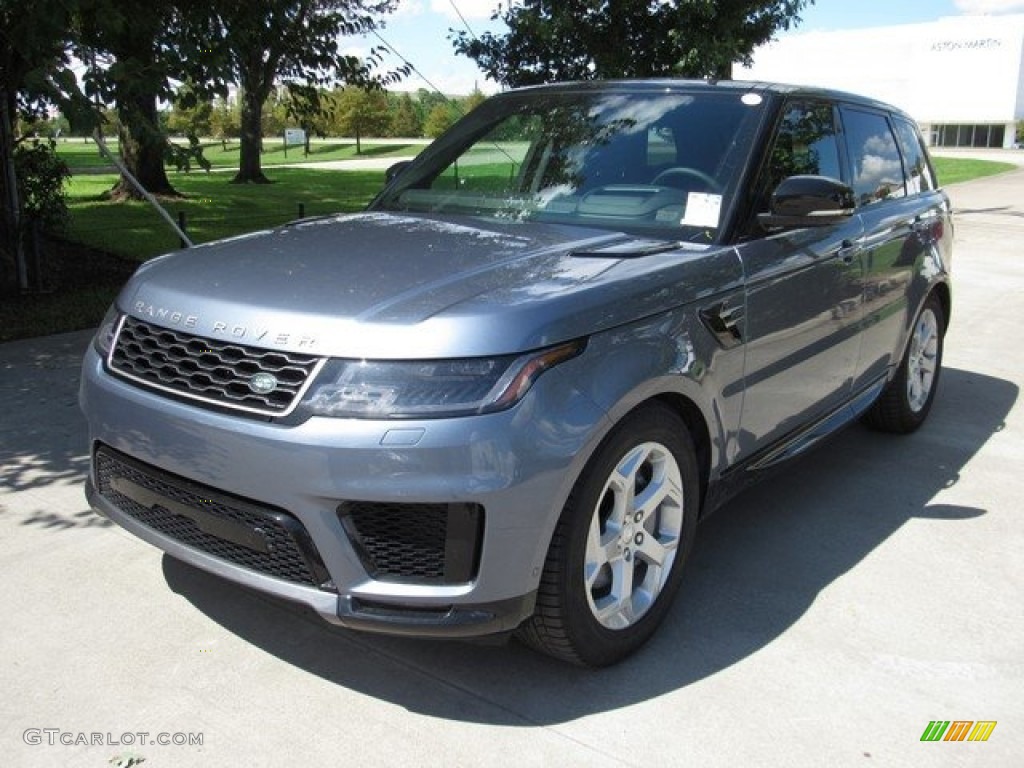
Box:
353, 0, 1024, 96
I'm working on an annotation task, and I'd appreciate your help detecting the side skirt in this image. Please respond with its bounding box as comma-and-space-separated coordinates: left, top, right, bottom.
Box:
703, 374, 889, 516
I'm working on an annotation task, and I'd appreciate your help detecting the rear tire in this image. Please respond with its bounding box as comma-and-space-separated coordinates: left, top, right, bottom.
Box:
517, 403, 699, 666
864, 293, 945, 433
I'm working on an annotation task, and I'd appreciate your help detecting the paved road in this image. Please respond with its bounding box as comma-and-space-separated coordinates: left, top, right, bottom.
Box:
1, 171, 1022, 767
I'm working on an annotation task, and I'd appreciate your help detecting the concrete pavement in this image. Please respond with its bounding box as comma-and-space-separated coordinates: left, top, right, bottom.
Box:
1, 170, 1022, 767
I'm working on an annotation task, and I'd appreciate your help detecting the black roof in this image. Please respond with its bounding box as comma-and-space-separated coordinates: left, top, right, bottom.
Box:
504, 78, 914, 121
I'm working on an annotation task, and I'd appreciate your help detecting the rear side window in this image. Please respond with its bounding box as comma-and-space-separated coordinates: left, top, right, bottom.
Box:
841, 107, 905, 207
892, 118, 936, 194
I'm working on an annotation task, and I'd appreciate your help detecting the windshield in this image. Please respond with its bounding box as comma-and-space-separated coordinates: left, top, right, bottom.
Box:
374, 87, 767, 242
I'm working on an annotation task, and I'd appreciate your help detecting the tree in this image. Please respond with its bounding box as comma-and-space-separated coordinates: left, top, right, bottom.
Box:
453, 0, 813, 86
388, 92, 422, 138
282, 85, 334, 154
209, 96, 241, 149
167, 82, 214, 139
333, 86, 391, 152
413, 88, 451, 127
262, 88, 289, 141
78, 0, 206, 198
208, 0, 406, 183
423, 102, 461, 139
1, 0, 88, 291
462, 87, 487, 115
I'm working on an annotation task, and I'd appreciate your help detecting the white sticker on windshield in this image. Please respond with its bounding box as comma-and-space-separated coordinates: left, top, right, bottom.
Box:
682, 193, 722, 228
741, 93, 763, 106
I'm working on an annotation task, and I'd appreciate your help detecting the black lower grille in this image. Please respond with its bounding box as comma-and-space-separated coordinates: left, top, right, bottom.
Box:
95, 446, 331, 590
339, 502, 483, 584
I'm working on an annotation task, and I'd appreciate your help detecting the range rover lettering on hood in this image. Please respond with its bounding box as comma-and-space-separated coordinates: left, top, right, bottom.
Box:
131, 301, 318, 348
132, 301, 198, 329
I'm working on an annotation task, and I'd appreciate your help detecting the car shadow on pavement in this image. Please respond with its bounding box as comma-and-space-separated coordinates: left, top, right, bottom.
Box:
163, 365, 1017, 725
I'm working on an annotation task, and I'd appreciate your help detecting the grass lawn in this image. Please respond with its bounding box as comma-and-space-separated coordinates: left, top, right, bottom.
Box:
195, 140, 421, 168
66, 168, 387, 259
932, 156, 1017, 185
55, 138, 422, 171
1, 168, 386, 342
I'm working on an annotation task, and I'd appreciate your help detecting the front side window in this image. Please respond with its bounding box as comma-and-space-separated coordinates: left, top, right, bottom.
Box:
375, 89, 767, 242
840, 108, 906, 207
765, 101, 842, 193
741, 100, 842, 236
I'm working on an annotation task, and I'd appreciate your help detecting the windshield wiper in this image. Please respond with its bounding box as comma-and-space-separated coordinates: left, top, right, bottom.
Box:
570, 239, 683, 259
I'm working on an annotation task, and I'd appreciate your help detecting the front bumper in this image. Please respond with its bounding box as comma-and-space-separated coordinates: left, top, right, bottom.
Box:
87, 472, 535, 637
80, 345, 609, 637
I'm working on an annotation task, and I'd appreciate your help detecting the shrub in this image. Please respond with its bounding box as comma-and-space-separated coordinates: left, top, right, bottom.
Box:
15, 138, 71, 231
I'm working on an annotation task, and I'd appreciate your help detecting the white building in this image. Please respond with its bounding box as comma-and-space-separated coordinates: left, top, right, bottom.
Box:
738, 14, 1024, 148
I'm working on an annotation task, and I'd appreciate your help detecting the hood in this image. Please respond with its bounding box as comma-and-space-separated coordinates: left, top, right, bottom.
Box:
119, 212, 738, 358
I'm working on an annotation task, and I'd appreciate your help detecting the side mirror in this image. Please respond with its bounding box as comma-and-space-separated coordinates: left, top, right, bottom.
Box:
385, 160, 412, 184
758, 175, 855, 230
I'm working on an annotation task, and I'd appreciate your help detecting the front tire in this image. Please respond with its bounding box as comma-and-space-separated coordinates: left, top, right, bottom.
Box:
517, 404, 700, 666
864, 293, 945, 433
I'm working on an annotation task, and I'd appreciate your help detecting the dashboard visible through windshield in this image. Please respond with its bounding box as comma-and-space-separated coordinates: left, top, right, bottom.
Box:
374, 87, 768, 241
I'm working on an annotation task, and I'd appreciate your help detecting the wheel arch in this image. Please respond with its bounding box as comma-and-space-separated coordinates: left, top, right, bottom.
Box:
648, 392, 713, 516
561, 388, 715, 515
529, 387, 717, 589
517, 392, 708, 664
930, 280, 952, 333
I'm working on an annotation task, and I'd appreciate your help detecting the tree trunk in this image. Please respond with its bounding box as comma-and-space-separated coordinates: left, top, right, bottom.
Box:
233, 87, 270, 184
111, 90, 178, 199
0, 89, 26, 293
101, 19, 179, 202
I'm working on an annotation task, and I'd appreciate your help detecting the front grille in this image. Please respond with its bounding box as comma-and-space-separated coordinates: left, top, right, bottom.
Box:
95, 446, 332, 589
340, 502, 484, 585
109, 316, 323, 416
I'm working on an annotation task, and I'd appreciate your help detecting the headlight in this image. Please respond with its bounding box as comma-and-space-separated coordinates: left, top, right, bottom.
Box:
93, 305, 121, 358
304, 339, 585, 419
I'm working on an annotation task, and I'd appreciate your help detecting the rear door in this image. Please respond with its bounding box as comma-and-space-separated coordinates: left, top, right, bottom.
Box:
839, 108, 946, 390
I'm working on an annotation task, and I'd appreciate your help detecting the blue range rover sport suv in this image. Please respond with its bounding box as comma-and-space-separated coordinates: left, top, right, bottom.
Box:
80, 80, 952, 665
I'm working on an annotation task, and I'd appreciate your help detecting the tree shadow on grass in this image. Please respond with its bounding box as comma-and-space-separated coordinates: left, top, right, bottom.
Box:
164, 365, 1017, 725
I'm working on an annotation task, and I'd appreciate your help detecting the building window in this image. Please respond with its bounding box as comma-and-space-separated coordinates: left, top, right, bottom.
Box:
933, 124, 1006, 148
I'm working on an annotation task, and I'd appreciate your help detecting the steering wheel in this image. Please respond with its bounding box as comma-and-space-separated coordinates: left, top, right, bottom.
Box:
651, 167, 722, 193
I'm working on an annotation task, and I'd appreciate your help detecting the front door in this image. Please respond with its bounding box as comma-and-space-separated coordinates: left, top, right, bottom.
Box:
733, 100, 865, 460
